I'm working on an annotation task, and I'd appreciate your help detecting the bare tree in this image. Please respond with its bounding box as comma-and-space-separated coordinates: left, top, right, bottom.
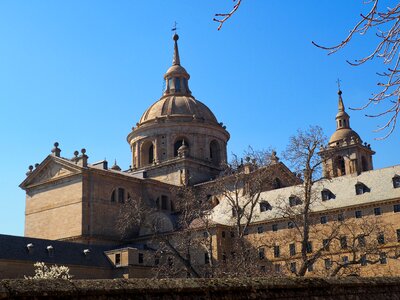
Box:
313, 1, 400, 138
214, 0, 243, 30
273, 125, 330, 276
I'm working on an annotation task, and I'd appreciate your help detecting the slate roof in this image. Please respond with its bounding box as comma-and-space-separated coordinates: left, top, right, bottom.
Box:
0, 234, 115, 268
211, 164, 400, 225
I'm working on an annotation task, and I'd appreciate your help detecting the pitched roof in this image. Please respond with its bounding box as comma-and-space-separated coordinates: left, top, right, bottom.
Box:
211, 164, 400, 225
0, 234, 114, 268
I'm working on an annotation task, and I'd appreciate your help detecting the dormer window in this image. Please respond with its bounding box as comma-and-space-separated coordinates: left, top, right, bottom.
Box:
272, 178, 282, 189
355, 182, 370, 195
321, 189, 335, 201
289, 195, 302, 207
260, 201, 272, 212
393, 175, 400, 189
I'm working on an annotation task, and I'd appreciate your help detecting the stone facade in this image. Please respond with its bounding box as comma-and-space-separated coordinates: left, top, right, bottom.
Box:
1, 34, 399, 280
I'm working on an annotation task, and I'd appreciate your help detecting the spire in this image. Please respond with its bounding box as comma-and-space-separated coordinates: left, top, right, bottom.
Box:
338, 89, 345, 112
172, 34, 180, 66
163, 34, 191, 96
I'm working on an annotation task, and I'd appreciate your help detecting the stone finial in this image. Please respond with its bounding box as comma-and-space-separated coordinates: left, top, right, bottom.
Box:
34, 163, 39, 168
271, 151, 279, 164
26, 165, 34, 176
111, 159, 121, 171
51, 142, 61, 157
74, 150, 79, 158
80, 149, 88, 167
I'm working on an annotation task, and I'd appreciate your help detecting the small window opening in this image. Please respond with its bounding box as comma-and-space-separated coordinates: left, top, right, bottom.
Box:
393, 175, 400, 189
138, 253, 144, 264
115, 253, 121, 266
289, 195, 302, 207
260, 201, 272, 212
321, 189, 335, 201
355, 182, 370, 195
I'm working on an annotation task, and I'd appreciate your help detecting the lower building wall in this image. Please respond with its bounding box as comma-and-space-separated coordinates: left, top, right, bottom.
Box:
0, 260, 112, 279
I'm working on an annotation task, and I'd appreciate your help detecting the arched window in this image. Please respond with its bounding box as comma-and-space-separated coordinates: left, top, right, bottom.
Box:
336, 156, 346, 176
361, 156, 368, 172
148, 144, 154, 164
140, 141, 154, 166
111, 188, 125, 203
174, 138, 189, 157
209, 140, 221, 165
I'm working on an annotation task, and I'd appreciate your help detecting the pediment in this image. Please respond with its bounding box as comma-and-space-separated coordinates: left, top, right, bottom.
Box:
21, 157, 82, 188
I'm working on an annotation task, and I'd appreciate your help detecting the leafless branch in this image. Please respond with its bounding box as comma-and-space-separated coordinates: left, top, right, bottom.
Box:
313, 0, 400, 138
214, 0, 243, 30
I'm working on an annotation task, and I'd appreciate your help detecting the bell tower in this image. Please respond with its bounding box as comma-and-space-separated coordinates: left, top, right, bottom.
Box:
320, 89, 375, 178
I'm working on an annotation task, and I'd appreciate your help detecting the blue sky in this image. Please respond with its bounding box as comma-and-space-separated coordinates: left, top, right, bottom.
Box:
0, 1, 398, 236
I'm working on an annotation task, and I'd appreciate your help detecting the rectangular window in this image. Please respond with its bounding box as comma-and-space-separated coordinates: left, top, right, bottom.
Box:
374, 207, 381, 216
272, 224, 278, 232
290, 262, 297, 273
288, 221, 294, 229
138, 253, 144, 264
258, 248, 265, 260
289, 243, 296, 256
358, 235, 366, 247
342, 256, 349, 266
355, 210, 362, 218
340, 236, 348, 249
244, 228, 249, 235
257, 226, 264, 234
323, 239, 330, 251
324, 258, 332, 270
204, 253, 210, 265
337, 213, 345, 221
306, 241, 313, 253
222, 231, 226, 238
307, 263, 313, 272
380, 252, 387, 265
274, 264, 281, 273
230, 231, 235, 238
222, 252, 226, 262
154, 256, 160, 266
397, 229, 400, 242
320, 216, 328, 224
115, 253, 121, 266
361, 254, 367, 266
377, 233, 385, 245
274, 245, 280, 258
394, 204, 400, 213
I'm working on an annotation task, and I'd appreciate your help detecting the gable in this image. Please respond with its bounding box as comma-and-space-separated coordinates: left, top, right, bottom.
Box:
20, 156, 82, 189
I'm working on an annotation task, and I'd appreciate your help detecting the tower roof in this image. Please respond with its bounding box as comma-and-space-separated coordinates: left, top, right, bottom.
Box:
137, 34, 219, 126
329, 89, 362, 145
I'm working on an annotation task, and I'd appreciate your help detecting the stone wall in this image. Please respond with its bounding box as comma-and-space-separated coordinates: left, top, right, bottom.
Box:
1, 277, 400, 299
